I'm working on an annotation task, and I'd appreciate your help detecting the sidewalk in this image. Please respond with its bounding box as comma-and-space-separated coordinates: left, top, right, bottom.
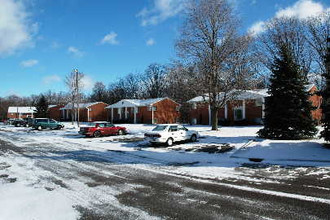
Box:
231, 139, 330, 166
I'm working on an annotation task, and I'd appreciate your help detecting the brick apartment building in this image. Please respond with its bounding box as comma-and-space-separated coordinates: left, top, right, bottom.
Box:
106, 98, 180, 124
60, 102, 108, 122
188, 84, 322, 126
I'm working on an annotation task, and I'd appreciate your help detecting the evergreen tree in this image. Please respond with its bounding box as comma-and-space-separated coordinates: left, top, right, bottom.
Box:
258, 44, 317, 139
321, 38, 330, 142
35, 95, 48, 118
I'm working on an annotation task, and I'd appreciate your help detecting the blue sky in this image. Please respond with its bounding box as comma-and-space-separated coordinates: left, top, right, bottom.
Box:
0, 0, 329, 97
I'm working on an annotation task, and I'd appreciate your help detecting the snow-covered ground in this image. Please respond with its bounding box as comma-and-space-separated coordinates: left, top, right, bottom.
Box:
1, 122, 330, 219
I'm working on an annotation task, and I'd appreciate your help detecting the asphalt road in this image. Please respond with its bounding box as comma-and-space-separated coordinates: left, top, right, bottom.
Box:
0, 130, 330, 220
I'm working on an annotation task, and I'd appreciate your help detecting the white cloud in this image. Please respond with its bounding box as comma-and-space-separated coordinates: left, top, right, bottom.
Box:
248, 21, 266, 35
0, 0, 36, 56
67, 46, 84, 57
137, 0, 186, 26
248, 0, 329, 35
146, 38, 156, 46
100, 32, 119, 45
20, 59, 38, 67
81, 75, 94, 91
43, 75, 61, 85
275, 0, 325, 19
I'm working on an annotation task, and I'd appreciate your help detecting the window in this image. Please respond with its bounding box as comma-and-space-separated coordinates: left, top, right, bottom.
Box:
98, 123, 105, 128
255, 98, 263, 107
148, 106, 157, 111
152, 118, 157, 124
169, 126, 178, 132
178, 125, 188, 131
50, 120, 56, 123
191, 118, 197, 125
175, 106, 180, 111
152, 125, 167, 131
106, 123, 114, 127
192, 103, 197, 110
234, 108, 243, 121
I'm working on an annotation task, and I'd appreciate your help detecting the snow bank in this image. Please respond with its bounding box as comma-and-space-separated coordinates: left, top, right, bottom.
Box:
0, 182, 79, 220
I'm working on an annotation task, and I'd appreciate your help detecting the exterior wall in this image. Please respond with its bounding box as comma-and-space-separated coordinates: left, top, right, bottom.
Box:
87, 102, 108, 121
309, 86, 322, 123
190, 103, 210, 125
153, 98, 180, 124
108, 98, 180, 124
48, 105, 64, 121
7, 112, 34, 119
189, 86, 323, 126
61, 103, 108, 122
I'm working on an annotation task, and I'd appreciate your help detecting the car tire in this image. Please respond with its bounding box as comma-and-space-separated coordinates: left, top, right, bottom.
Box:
57, 125, 62, 130
166, 138, 174, 146
37, 126, 42, 131
190, 134, 197, 142
117, 129, 124, 136
93, 131, 101, 138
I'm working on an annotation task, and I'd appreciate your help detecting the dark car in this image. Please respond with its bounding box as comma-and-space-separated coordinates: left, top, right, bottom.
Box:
33, 118, 64, 130
4, 118, 15, 125
79, 122, 127, 137
13, 118, 28, 127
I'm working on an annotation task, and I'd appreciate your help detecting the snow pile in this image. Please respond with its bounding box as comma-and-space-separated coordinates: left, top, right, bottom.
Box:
0, 182, 80, 220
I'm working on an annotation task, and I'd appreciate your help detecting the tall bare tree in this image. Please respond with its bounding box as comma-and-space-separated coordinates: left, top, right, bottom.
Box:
256, 17, 312, 77
306, 12, 330, 87
176, 0, 257, 130
65, 69, 85, 127
142, 63, 167, 98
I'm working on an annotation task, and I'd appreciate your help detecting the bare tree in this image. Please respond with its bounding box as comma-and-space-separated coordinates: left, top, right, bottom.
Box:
256, 17, 312, 76
176, 0, 257, 130
142, 63, 167, 98
90, 82, 108, 102
306, 12, 330, 86
65, 69, 85, 127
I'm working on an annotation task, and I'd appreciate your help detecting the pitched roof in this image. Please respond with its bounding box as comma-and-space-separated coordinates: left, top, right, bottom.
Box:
60, 102, 106, 110
188, 84, 316, 103
8, 106, 36, 114
106, 98, 172, 108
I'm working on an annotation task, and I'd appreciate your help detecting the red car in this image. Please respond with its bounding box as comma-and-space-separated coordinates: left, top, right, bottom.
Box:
79, 122, 127, 137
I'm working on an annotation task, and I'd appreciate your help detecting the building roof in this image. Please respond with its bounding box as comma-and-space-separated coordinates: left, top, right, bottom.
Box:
107, 98, 172, 108
188, 84, 316, 103
60, 102, 106, 110
8, 106, 36, 114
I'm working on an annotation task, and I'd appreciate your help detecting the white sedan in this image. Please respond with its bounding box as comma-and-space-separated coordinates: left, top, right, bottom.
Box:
144, 124, 199, 146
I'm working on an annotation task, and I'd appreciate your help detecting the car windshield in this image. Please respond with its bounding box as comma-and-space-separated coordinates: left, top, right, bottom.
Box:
152, 125, 167, 131
86, 122, 97, 127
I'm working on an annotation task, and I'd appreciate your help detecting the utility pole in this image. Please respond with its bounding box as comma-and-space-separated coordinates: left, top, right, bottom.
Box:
75, 69, 80, 127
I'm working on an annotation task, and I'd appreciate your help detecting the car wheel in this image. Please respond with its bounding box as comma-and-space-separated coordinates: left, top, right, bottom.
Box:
17, 123, 22, 127
25, 124, 29, 128
57, 125, 62, 130
93, 131, 101, 138
190, 134, 197, 142
166, 138, 174, 146
37, 126, 42, 131
117, 129, 124, 136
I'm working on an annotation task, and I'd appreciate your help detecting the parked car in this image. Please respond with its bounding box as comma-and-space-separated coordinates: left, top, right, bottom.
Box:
4, 118, 15, 125
13, 118, 28, 127
33, 118, 64, 130
144, 124, 199, 146
79, 122, 127, 137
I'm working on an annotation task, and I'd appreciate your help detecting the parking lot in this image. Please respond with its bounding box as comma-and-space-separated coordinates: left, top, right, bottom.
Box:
1, 123, 330, 219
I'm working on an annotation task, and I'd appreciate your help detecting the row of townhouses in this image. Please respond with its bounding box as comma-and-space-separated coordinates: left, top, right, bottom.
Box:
7, 85, 322, 125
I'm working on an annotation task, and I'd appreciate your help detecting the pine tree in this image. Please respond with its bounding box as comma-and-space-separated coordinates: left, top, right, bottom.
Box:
258, 44, 317, 140
35, 95, 49, 118
321, 38, 330, 142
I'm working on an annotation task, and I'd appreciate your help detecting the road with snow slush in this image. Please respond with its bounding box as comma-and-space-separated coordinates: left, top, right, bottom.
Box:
0, 127, 330, 219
